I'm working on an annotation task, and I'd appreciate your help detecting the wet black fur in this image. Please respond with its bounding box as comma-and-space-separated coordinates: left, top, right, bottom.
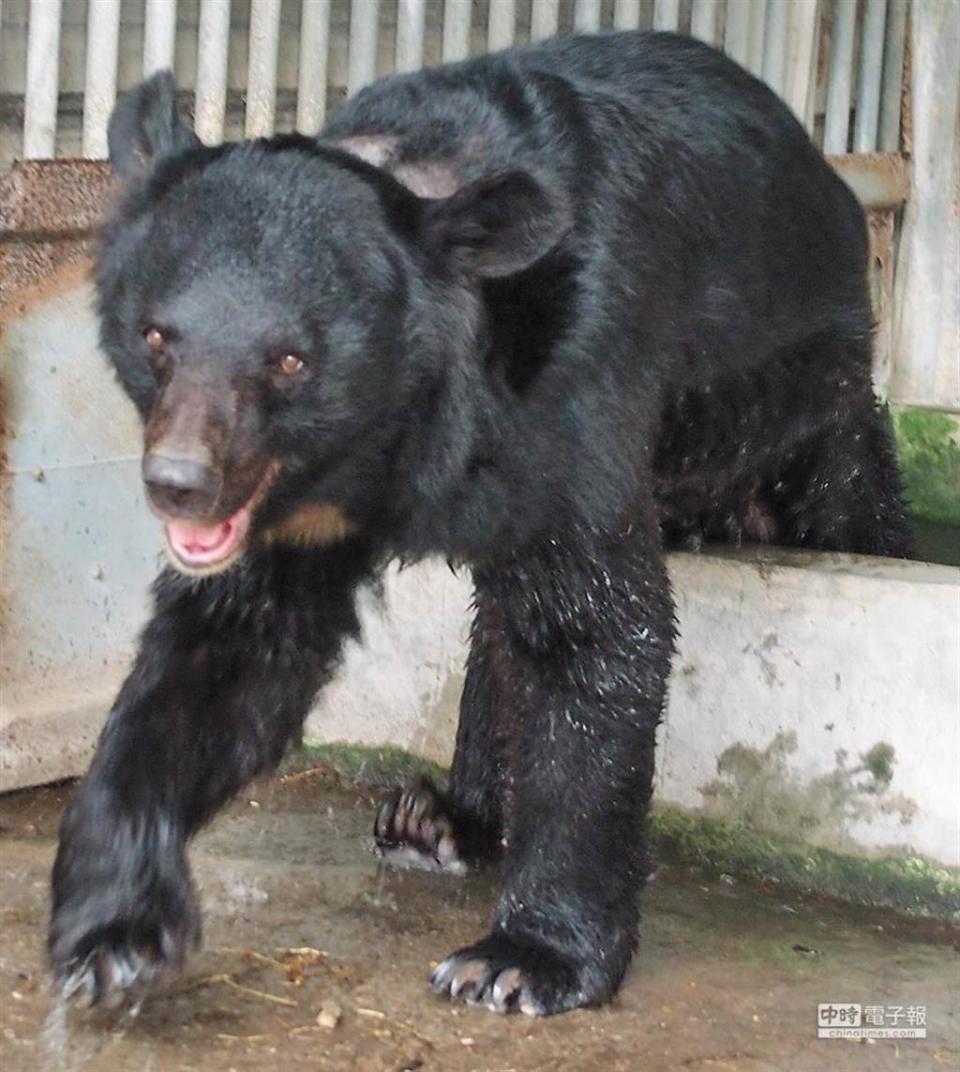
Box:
50, 32, 910, 1014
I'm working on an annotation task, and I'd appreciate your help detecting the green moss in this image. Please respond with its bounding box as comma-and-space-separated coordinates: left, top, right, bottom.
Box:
861, 741, 895, 788
699, 732, 915, 844
893, 406, 960, 526
285, 738, 448, 790
650, 805, 960, 922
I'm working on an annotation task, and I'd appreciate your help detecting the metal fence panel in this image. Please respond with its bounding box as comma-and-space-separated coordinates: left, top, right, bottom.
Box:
0, 1, 955, 409
5, 1, 915, 159
891, 0, 960, 412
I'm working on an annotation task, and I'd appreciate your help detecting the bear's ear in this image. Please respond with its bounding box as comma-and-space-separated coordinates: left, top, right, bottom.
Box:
107, 70, 200, 180
421, 170, 571, 278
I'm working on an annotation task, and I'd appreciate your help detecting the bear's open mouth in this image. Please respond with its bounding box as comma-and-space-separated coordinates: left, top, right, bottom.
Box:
160, 464, 279, 575
164, 506, 253, 574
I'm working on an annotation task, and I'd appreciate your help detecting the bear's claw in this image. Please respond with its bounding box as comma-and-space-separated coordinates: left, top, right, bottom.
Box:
54, 928, 188, 1010
374, 777, 468, 875
430, 933, 588, 1016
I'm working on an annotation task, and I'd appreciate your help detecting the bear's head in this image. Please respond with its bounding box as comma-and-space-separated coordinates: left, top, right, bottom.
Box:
99, 72, 570, 574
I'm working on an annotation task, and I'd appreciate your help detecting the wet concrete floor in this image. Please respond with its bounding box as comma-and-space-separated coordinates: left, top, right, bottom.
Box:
1, 766, 957, 1071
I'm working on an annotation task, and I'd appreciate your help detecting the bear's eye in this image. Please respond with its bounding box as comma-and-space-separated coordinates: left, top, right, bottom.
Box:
276, 353, 304, 376
144, 326, 166, 351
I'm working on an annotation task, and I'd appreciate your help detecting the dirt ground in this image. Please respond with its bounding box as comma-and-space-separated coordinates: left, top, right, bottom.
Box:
1, 769, 957, 1072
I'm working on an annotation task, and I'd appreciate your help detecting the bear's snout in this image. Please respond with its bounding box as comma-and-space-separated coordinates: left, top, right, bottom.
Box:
142, 453, 221, 519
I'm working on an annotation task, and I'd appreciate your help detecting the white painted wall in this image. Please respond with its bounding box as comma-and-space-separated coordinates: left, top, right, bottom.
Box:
664, 550, 960, 863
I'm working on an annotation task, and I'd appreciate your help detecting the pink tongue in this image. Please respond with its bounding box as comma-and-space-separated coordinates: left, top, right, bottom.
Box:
164, 505, 252, 567
168, 520, 233, 553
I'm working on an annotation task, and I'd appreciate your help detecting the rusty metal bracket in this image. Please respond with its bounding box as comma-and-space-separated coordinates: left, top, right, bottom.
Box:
827, 152, 911, 210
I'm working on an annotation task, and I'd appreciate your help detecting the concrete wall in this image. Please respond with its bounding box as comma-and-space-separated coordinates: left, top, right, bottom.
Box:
664, 550, 959, 864
2, 219, 958, 869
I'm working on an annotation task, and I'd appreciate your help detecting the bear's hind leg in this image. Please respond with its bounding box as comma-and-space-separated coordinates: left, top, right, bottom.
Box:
375, 608, 505, 873
773, 397, 913, 557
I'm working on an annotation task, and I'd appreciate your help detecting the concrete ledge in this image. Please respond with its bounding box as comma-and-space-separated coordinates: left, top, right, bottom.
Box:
3, 540, 957, 875
662, 548, 960, 868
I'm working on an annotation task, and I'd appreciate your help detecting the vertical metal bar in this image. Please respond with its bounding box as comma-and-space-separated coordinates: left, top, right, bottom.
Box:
783, 0, 819, 122
348, 0, 380, 95
143, 0, 178, 75
690, 0, 718, 46
246, 0, 281, 136
747, 0, 766, 75
574, 0, 602, 33
488, 0, 516, 51
803, 0, 822, 134
83, 0, 122, 158
442, 0, 472, 61
823, 0, 857, 154
195, 0, 231, 144
724, 0, 751, 67
23, 0, 62, 159
652, 0, 679, 32
530, 0, 559, 41
613, 0, 641, 31
298, 0, 331, 133
879, 0, 908, 151
762, 0, 789, 96
890, 0, 960, 410
854, 0, 888, 153
396, 0, 427, 72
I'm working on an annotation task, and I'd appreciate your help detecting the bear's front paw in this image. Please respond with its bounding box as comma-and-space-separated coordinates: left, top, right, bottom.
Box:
430, 932, 597, 1016
49, 886, 200, 1009
50, 792, 203, 1009
374, 776, 470, 875
49, 813, 200, 1011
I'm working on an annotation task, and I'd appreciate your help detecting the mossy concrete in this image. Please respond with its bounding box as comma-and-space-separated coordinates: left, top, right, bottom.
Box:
650, 806, 960, 923
3, 272, 956, 890
288, 739, 449, 790
662, 549, 959, 868
293, 740, 960, 923
698, 731, 917, 854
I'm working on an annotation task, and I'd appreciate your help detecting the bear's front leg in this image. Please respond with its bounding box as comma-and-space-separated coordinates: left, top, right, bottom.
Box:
430, 522, 674, 1015
49, 544, 371, 1007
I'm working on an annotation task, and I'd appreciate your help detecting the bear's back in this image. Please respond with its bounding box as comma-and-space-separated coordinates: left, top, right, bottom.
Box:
323, 30, 869, 377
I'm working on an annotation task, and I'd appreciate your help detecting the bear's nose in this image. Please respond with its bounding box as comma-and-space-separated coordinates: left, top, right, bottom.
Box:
142, 453, 220, 518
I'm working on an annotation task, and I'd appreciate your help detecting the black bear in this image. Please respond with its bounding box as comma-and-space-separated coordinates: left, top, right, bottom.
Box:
49, 30, 911, 1016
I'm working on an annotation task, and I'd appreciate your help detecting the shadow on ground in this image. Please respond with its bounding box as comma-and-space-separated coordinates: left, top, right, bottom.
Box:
1, 767, 957, 1071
